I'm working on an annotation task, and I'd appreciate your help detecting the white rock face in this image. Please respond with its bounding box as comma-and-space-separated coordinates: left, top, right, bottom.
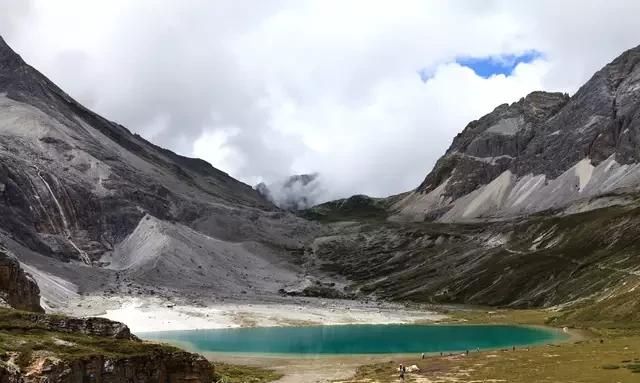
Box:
394, 156, 640, 222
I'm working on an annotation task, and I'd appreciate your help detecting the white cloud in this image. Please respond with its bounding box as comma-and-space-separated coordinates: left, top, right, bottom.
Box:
2, 0, 640, 201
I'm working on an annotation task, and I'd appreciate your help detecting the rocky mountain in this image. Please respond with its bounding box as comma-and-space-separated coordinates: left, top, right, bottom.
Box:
255, 173, 323, 210
302, 43, 640, 311
2, 30, 640, 324
0, 35, 322, 311
393, 44, 640, 221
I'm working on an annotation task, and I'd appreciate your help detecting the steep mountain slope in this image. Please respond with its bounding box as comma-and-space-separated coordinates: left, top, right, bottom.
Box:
393, 44, 640, 222
0, 36, 321, 309
309, 201, 640, 307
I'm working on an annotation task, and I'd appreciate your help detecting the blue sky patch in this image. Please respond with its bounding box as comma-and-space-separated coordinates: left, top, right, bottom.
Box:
455, 51, 544, 78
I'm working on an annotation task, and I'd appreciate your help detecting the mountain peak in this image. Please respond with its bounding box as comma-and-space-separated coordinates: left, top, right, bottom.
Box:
398, 44, 640, 222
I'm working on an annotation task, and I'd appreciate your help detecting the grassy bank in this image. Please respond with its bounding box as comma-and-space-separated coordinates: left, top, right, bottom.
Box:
212, 362, 283, 383
332, 308, 640, 383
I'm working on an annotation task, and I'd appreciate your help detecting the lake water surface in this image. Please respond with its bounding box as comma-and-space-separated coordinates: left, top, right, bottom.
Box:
140, 324, 563, 355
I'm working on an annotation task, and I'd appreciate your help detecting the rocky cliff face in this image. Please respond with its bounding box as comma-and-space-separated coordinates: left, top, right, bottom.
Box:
0, 308, 213, 383
1, 350, 212, 383
0, 247, 42, 312
394, 44, 640, 222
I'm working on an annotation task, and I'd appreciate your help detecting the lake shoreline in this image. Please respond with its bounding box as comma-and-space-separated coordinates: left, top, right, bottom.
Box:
141, 323, 568, 356
62, 295, 447, 332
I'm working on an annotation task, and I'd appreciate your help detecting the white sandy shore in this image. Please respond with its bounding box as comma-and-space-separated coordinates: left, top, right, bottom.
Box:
62, 296, 447, 333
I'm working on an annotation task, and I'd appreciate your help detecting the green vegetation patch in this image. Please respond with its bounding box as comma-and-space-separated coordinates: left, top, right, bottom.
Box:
300, 194, 393, 223
0, 308, 179, 369
212, 362, 283, 383
335, 333, 640, 383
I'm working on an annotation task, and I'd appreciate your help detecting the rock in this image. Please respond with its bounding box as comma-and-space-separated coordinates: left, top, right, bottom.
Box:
17, 351, 213, 383
0, 360, 23, 383
406, 365, 420, 373
16, 313, 138, 340
0, 247, 43, 312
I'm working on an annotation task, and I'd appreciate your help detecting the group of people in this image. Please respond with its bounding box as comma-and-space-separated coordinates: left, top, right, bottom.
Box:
398, 363, 406, 381
398, 346, 523, 380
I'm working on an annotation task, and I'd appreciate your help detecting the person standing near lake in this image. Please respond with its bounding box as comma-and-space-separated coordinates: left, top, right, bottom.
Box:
399, 363, 406, 381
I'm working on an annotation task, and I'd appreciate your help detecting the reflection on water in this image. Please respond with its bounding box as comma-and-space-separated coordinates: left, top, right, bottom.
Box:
140, 324, 562, 355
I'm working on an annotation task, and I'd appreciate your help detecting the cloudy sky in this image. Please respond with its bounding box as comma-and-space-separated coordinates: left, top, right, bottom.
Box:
2, 1, 640, 202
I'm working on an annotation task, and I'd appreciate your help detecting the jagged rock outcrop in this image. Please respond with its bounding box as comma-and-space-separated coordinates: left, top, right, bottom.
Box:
1, 348, 212, 383
1, 351, 212, 383
0, 247, 42, 312
394, 44, 640, 221
0, 309, 213, 383
9, 313, 136, 340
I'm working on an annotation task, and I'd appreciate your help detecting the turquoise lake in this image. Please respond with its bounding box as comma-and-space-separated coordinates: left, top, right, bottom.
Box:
140, 324, 562, 355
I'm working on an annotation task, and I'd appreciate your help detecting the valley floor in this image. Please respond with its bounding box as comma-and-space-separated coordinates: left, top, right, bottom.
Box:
52, 298, 640, 383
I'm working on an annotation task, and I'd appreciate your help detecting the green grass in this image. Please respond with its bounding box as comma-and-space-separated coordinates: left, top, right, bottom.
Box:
338, 335, 640, 382
0, 328, 181, 368
212, 362, 283, 383
300, 194, 393, 223
335, 306, 640, 383
441, 307, 555, 325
